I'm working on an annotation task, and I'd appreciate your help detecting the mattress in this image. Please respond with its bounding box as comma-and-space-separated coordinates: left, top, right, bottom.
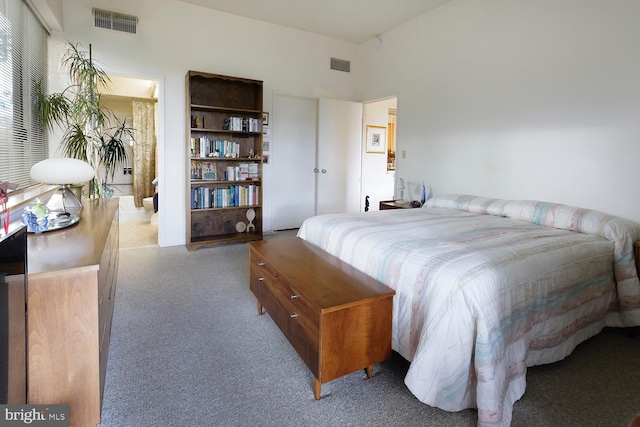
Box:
297, 194, 640, 426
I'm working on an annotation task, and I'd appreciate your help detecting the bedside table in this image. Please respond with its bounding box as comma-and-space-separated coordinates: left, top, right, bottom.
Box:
379, 200, 419, 210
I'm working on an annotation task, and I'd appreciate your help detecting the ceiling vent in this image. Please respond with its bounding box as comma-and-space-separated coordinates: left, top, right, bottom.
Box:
330, 57, 351, 73
93, 8, 138, 34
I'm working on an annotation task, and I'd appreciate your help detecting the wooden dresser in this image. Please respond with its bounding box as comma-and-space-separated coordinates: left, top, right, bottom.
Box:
26, 198, 119, 427
248, 237, 395, 399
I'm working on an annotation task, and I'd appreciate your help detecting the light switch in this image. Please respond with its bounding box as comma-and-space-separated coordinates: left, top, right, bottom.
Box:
402, 150, 406, 159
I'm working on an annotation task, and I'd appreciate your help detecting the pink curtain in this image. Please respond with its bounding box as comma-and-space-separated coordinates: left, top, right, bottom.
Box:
132, 99, 157, 207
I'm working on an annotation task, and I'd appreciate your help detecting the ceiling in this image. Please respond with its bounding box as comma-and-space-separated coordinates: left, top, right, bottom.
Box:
176, 0, 451, 44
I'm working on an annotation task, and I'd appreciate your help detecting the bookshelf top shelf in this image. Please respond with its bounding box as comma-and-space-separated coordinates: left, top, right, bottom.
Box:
190, 157, 262, 162
191, 104, 261, 115
190, 180, 262, 185
190, 128, 261, 135
190, 205, 262, 213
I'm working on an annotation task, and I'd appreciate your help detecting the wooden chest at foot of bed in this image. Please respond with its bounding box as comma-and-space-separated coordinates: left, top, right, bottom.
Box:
248, 237, 395, 399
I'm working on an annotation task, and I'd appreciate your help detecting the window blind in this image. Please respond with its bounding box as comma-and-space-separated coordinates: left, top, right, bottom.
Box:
0, 0, 47, 191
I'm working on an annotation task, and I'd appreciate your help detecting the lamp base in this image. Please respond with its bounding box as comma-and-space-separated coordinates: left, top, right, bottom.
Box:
46, 185, 83, 216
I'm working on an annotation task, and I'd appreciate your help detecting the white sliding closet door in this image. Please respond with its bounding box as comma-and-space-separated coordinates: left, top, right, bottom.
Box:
317, 98, 363, 215
271, 95, 363, 231
271, 94, 318, 230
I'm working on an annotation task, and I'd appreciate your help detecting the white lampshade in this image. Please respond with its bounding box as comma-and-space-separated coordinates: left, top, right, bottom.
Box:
30, 158, 94, 185
30, 158, 94, 216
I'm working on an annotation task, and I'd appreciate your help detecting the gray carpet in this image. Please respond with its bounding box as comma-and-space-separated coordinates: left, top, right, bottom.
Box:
101, 233, 640, 427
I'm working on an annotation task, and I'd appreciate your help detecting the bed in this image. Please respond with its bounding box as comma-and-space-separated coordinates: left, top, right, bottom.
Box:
296, 194, 640, 427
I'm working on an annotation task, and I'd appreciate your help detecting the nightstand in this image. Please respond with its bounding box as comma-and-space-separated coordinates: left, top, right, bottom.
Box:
379, 200, 419, 210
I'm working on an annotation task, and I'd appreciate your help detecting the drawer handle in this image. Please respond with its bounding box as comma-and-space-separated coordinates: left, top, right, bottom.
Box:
258, 277, 265, 282
290, 313, 299, 319
291, 294, 298, 299
258, 261, 265, 267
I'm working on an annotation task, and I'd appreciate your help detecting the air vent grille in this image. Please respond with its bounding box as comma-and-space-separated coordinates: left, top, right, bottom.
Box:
93, 8, 138, 34
330, 57, 351, 73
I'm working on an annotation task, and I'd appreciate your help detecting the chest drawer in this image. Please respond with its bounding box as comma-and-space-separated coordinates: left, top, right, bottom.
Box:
275, 278, 319, 345
250, 251, 277, 277
249, 251, 279, 309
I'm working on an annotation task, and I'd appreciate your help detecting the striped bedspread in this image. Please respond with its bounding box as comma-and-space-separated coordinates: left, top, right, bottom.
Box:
297, 195, 640, 427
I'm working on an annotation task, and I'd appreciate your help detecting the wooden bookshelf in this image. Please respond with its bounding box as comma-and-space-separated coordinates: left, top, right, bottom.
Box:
186, 71, 263, 250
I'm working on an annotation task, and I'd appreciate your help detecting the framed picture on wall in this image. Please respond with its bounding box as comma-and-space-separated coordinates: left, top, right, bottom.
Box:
366, 125, 386, 154
262, 112, 269, 126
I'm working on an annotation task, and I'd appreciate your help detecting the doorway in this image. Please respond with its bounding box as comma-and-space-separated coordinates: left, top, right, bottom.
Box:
101, 75, 159, 248
362, 97, 397, 210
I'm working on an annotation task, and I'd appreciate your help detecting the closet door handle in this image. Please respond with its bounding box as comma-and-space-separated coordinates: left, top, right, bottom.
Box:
313, 168, 319, 173
321, 169, 326, 173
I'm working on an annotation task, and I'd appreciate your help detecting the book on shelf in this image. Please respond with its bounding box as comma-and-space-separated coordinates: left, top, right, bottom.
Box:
248, 163, 258, 180
239, 163, 249, 181
191, 184, 260, 209
223, 163, 260, 181
190, 187, 197, 209
192, 138, 245, 159
225, 166, 235, 181
199, 136, 211, 157
223, 116, 261, 132
203, 186, 209, 208
214, 140, 240, 158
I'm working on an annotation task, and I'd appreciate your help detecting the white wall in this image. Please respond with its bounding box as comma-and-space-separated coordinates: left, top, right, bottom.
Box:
357, 0, 640, 223
51, 0, 359, 246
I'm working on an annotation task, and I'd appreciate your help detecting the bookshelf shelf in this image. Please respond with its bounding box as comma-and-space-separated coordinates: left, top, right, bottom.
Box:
190, 205, 262, 213
190, 128, 261, 135
186, 70, 263, 250
191, 180, 261, 184
191, 104, 261, 114
190, 157, 260, 161
189, 232, 261, 251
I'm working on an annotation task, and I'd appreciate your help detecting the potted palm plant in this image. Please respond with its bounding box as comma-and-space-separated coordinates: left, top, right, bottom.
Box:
36, 42, 133, 198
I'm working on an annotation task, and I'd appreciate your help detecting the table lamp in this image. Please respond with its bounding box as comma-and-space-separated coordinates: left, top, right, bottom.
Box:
30, 158, 95, 216
396, 178, 407, 203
